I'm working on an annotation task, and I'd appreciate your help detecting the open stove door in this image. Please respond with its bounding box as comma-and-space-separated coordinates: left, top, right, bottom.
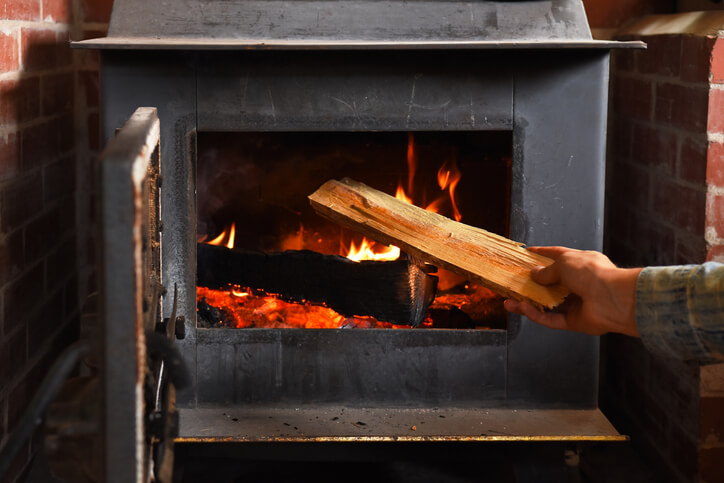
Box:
96, 107, 183, 483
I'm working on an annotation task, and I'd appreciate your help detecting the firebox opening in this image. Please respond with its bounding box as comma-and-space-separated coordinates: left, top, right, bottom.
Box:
196, 131, 512, 330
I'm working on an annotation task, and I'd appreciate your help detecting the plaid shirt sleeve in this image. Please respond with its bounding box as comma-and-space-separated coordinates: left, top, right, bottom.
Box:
636, 262, 724, 363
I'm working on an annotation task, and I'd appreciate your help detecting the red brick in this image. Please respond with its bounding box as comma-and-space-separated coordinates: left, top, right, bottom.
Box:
20, 28, 71, 72
655, 83, 709, 132
0, 77, 41, 125
709, 88, 724, 134
27, 290, 64, 355
0, 229, 24, 287
21, 28, 57, 72
609, 116, 633, 161
81, 0, 113, 23
648, 359, 700, 429
609, 160, 650, 211
42, 0, 72, 23
56, 194, 76, 232
0, 397, 5, 443
636, 392, 670, 445
712, 37, 724, 84
0, 0, 41, 21
6, 328, 27, 386
631, 123, 677, 175
0, 172, 43, 233
0, 339, 9, 391
652, 178, 706, 235
613, 76, 654, 120
2, 263, 44, 334
700, 447, 724, 483
678, 135, 708, 185
46, 236, 76, 291
708, 244, 724, 262
700, 396, 724, 439
43, 155, 75, 204
631, 217, 676, 266
680, 35, 716, 84
668, 422, 699, 480
675, 232, 707, 265
707, 141, 724, 188
606, 238, 636, 269
707, 192, 724, 239
636, 35, 682, 78
25, 209, 62, 266
0, 132, 19, 182
21, 120, 59, 171
87, 111, 100, 150
64, 274, 78, 318
604, 203, 632, 245
0, 29, 19, 72
0, 440, 30, 483
58, 113, 74, 154
54, 30, 72, 68
41, 72, 74, 117
79, 70, 100, 108
7, 380, 30, 433
611, 49, 635, 74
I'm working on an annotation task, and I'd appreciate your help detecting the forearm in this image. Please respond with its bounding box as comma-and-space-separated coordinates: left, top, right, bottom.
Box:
636, 262, 724, 363
600, 266, 642, 337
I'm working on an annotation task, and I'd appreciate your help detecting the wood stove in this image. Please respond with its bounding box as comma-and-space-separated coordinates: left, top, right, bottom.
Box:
73, 1, 643, 481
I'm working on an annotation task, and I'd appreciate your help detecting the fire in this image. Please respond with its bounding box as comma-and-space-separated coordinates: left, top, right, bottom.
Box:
406, 132, 417, 195
346, 238, 400, 262
342, 134, 464, 261
206, 223, 236, 249
197, 286, 421, 329
196, 132, 487, 330
395, 185, 413, 205
437, 160, 462, 222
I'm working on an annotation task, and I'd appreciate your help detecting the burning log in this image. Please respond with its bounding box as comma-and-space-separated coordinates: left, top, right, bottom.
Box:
197, 243, 438, 326
308, 178, 569, 310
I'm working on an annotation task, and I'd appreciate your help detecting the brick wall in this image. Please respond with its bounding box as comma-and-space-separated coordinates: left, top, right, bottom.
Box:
582, 0, 674, 29
603, 13, 724, 483
0, 1, 110, 482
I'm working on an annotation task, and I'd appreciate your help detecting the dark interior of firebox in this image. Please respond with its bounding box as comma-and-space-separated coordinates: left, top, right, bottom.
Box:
196, 131, 512, 330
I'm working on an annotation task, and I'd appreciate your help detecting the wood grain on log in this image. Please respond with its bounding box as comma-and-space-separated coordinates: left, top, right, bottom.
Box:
309, 178, 568, 310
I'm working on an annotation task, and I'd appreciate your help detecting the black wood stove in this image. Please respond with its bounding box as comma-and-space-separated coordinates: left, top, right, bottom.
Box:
71, 1, 643, 481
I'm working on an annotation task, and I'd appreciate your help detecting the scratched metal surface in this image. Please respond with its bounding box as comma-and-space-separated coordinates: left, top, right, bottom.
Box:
176, 407, 626, 442
101, 0, 593, 44
197, 50, 513, 132
195, 328, 507, 406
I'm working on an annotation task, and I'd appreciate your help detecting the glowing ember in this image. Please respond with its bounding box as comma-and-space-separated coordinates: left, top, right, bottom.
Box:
197, 286, 422, 329
197, 132, 487, 330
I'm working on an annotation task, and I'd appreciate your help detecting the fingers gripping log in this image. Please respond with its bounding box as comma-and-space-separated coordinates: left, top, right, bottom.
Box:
308, 178, 569, 310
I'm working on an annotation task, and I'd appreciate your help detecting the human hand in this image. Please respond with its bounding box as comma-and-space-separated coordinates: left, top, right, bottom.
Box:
504, 247, 642, 337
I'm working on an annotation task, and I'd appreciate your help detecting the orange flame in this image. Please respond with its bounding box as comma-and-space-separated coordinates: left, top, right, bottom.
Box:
395, 184, 413, 205
437, 161, 462, 222
346, 237, 400, 262
406, 132, 416, 196
206, 223, 236, 249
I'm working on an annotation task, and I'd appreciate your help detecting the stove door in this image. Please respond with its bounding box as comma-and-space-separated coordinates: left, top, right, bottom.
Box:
98, 107, 166, 483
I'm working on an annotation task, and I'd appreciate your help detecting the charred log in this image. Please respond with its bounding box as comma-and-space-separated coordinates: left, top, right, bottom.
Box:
197, 243, 438, 326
